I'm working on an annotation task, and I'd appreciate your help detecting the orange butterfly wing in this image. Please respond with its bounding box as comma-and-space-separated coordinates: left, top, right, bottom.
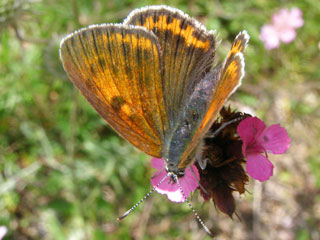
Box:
178, 31, 250, 168
60, 24, 168, 157
124, 6, 216, 132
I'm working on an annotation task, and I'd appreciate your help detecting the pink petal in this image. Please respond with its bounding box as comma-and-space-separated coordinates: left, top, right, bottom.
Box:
150, 161, 199, 203
150, 167, 184, 202
151, 173, 183, 202
289, 8, 304, 28
279, 29, 296, 43
150, 165, 168, 189
237, 117, 266, 155
0, 226, 7, 240
179, 165, 200, 196
272, 9, 290, 26
258, 124, 290, 154
151, 157, 165, 170
246, 153, 274, 182
165, 190, 185, 202
290, 7, 302, 18
259, 25, 280, 50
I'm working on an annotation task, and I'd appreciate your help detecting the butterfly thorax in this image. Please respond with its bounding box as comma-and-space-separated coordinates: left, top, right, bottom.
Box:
164, 120, 198, 175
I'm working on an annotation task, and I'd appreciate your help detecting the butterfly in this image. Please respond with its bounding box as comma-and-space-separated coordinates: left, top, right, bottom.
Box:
59, 5, 249, 183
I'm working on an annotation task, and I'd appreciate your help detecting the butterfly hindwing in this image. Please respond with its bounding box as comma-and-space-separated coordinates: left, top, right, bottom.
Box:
124, 6, 216, 131
178, 31, 250, 168
60, 24, 168, 157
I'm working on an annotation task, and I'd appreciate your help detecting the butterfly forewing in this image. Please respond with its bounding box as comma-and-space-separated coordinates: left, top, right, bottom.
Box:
178, 31, 250, 168
124, 6, 216, 132
60, 24, 168, 157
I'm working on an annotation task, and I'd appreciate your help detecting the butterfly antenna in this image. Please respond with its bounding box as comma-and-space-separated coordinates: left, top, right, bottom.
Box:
117, 173, 168, 220
206, 116, 246, 138
190, 166, 208, 195
173, 175, 214, 237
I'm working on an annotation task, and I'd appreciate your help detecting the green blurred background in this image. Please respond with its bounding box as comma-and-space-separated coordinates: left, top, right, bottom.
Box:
0, 0, 319, 239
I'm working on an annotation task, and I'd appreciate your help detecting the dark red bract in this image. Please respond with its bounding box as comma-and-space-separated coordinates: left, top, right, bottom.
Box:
196, 107, 250, 217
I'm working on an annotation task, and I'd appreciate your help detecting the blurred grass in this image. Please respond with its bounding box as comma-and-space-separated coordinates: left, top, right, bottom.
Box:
0, 0, 319, 239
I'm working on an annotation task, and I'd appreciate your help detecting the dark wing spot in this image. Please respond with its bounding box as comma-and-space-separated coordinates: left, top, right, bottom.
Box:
111, 96, 126, 111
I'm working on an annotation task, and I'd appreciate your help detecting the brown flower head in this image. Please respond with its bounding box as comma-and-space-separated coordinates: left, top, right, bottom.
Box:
196, 106, 251, 217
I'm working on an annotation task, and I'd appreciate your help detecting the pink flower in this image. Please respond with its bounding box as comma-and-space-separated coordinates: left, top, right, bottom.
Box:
0, 226, 7, 240
237, 117, 290, 182
150, 158, 199, 202
260, 7, 304, 49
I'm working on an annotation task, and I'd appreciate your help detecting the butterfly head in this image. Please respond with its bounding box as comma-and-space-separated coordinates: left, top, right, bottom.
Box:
165, 159, 185, 177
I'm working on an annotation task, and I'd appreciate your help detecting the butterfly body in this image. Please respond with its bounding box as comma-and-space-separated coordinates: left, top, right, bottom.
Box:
164, 67, 221, 174
60, 5, 249, 177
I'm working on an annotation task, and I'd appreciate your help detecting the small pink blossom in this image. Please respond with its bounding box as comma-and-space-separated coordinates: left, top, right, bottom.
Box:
260, 7, 304, 49
150, 158, 199, 202
237, 117, 290, 182
0, 226, 7, 240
